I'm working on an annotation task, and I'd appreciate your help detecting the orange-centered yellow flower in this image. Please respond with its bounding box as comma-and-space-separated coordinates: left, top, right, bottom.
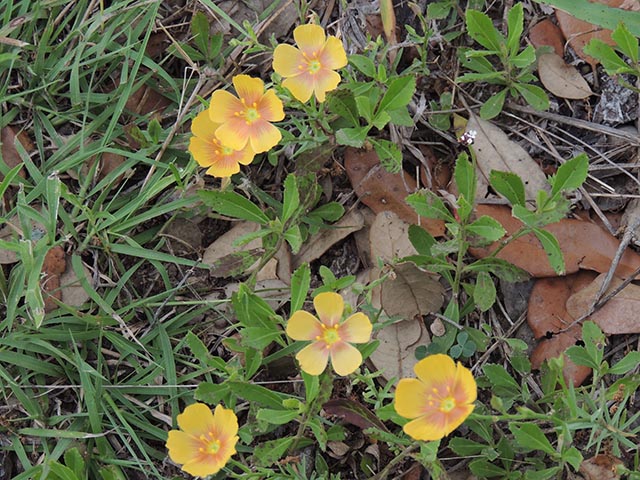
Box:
188, 109, 255, 178
209, 75, 284, 153
286, 292, 372, 376
166, 403, 238, 477
273, 24, 348, 103
395, 354, 476, 441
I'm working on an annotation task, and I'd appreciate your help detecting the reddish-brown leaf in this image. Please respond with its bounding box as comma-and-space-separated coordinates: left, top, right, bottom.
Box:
529, 19, 565, 56
323, 398, 389, 432
469, 204, 640, 278
344, 148, 445, 237
42, 246, 66, 312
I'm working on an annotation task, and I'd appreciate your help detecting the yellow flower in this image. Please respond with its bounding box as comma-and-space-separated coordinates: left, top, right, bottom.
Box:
188, 109, 255, 178
209, 75, 284, 153
394, 354, 477, 441
286, 292, 372, 376
273, 24, 348, 103
166, 403, 238, 477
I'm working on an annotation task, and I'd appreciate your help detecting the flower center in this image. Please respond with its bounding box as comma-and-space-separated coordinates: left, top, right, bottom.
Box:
319, 325, 341, 346
221, 145, 235, 156
307, 59, 321, 74
439, 396, 456, 413
244, 106, 260, 124
198, 433, 221, 455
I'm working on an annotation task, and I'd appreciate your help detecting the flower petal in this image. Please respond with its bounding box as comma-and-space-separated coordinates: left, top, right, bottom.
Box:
191, 109, 220, 141
233, 74, 264, 104
402, 412, 448, 441
273, 44, 306, 77
212, 404, 239, 443
182, 456, 227, 478
338, 313, 372, 343
247, 119, 281, 153
413, 354, 457, 391
444, 404, 475, 437
330, 341, 363, 376
453, 361, 477, 405
166, 430, 199, 465
282, 76, 314, 103
293, 24, 326, 55
319, 36, 348, 70
296, 341, 329, 375
311, 69, 341, 102
286, 310, 323, 341
258, 89, 285, 122
176, 403, 216, 437
204, 158, 239, 178
313, 292, 343, 327
394, 378, 430, 419
214, 118, 251, 151
209, 90, 242, 125
188, 136, 219, 168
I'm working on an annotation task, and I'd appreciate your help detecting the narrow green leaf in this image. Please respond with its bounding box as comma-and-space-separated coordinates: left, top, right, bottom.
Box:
474, 271, 496, 312
378, 76, 416, 114
466, 10, 505, 52
464, 258, 530, 283
282, 174, 299, 223
406, 190, 455, 221
611, 23, 639, 63
510, 423, 555, 455
506, 3, 524, 56
514, 83, 549, 111
533, 228, 565, 275
524, 467, 562, 480
550, 154, 589, 197
466, 215, 506, 242
609, 351, 640, 375
228, 381, 289, 409
408, 224, 436, 255
489, 170, 525, 206
454, 152, 475, 202
284, 224, 303, 254
198, 190, 270, 224
290, 263, 311, 314
335, 126, 369, 147
349, 54, 377, 78
480, 88, 507, 119
511, 45, 536, 68
372, 139, 402, 173
191, 12, 211, 55
584, 39, 636, 74
256, 408, 300, 425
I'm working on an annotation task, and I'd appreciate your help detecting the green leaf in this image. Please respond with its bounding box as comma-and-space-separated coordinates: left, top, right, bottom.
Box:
327, 90, 359, 126
533, 228, 565, 275
524, 467, 562, 480
63, 447, 86, 479
309, 202, 344, 222
386, 107, 414, 126
561, 446, 583, 471
302, 371, 320, 403
284, 225, 303, 254
372, 111, 391, 129
282, 174, 299, 223
466, 10, 505, 52
530, 0, 640, 37
427, 1, 453, 19
489, 170, 526, 206
480, 88, 507, 119
469, 459, 509, 477
609, 351, 640, 375
511, 45, 536, 68
49, 462, 81, 480
550, 154, 589, 197
582, 320, 605, 366
256, 408, 300, 425
457, 71, 506, 83
378, 76, 416, 114
198, 190, 270, 224
466, 215, 506, 242
509, 423, 555, 455
356, 95, 374, 122
252, 437, 294, 467
565, 345, 598, 369
349, 54, 377, 78
514, 83, 550, 111
408, 224, 436, 255
483, 364, 521, 397
474, 271, 496, 312
406, 190, 455, 221
454, 152, 475, 202
448, 438, 489, 456
335, 126, 369, 147
228, 381, 290, 409
191, 11, 211, 55
584, 39, 636, 75
372, 139, 402, 173
506, 3, 524, 56
290, 263, 310, 315
611, 23, 639, 63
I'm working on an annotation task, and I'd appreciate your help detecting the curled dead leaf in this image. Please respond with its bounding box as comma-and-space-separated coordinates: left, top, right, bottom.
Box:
538, 52, 593, 99
579, 454, 624, 480
529, 19, 565, 56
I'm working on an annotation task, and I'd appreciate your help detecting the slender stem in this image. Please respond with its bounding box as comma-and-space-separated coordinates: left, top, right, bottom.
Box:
367, 443, 419, 480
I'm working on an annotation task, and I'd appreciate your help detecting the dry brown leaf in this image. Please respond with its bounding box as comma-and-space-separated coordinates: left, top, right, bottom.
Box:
555, 0, 630, 67
42, 246, 66, 312
380, 262, 444, 319
538, 53, 594, 99
81, 152, 127, 185
1, 126, 29, 176
369, 318, 430, 382
579, 454, 624, 480
566, 273, 640, 334
59, 257, 91, 307
292, 209, 364, 269
466, 115, 549, 201
344, 147, 445, 237
369, 211, 418, 261
530, 325, 592, 387
529, 19, 565, 56
470, 205, 640, 277
528, 271, 597, 338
